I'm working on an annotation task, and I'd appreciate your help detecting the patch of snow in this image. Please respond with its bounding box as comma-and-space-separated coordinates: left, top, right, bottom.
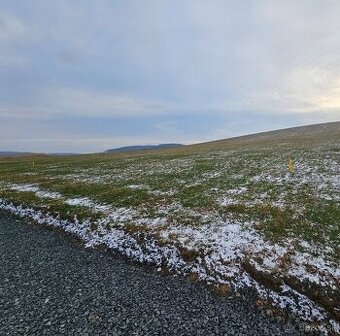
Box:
11, 184, 40, 193
128, 184, 147, 190
35, 191, 62, 199
65, 197, 111, 212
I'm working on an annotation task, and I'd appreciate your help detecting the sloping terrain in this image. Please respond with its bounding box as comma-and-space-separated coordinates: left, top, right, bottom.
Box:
0, 122, 339, 334
191, 122, 340, 150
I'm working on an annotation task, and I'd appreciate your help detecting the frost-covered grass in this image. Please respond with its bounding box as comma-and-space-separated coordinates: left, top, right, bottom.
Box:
0, 123, 339, 333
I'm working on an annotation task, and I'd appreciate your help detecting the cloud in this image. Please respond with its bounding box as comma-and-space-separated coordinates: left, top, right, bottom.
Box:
0, 10, 44, 67
49, 88, 168, 118
0, 88, 173, 120
0, 12, 26, 42
153, 120, 179, 134
0, 1, 340, 152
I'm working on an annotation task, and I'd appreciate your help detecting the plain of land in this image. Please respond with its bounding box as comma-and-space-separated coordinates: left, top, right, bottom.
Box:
0, 121, 339, 334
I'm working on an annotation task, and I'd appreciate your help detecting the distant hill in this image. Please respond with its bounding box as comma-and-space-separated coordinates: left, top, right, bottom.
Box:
106, 144, 184, 153
0, 151, 78, 158
48, 153, 79, 157
0, 151, 33, 157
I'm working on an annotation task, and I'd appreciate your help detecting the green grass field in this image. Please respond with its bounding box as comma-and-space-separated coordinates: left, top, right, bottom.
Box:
1, 122, 339, 328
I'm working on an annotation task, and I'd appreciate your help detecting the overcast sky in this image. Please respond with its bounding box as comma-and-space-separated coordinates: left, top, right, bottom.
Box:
1, 1, 340, 153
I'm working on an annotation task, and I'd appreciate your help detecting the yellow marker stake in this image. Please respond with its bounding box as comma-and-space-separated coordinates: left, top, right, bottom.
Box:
288, 158, 294, 173
32, 161, 35, 168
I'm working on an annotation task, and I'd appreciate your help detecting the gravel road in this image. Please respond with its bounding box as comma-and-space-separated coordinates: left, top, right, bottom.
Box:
0, 210, 305, 336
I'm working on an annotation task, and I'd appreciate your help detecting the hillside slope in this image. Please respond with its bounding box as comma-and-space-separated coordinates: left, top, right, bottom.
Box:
190, 121, 340, 150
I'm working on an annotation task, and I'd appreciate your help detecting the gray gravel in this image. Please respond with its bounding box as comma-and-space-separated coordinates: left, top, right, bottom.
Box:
0, 210, 305, 336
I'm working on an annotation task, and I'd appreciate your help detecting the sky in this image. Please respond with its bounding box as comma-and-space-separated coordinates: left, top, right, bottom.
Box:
0, 1, 340, 153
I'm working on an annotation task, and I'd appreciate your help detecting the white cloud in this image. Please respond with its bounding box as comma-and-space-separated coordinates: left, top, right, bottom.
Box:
0, 11, 42, 67
0, 12, 26, 42
0, 88, 173, 119
0, 1, 340, 153
49, 88, 168, 117
153, 120, 178, 134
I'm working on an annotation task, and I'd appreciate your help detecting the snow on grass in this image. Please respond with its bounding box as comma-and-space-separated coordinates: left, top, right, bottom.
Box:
0, 197, 334, 332
35, 190, 63, 199
288, 253, 339, 288
0, 133, 339, 334
65, 197, 111, 212
1, 182, 339, 332
11, 184, 40, 193
128, 184, 148, 190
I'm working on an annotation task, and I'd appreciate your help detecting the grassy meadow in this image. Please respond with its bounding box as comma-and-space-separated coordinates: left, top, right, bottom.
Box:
0, 122, 339, 329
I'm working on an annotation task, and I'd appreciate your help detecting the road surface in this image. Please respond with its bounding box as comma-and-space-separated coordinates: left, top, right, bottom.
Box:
0, 210, 304, 335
